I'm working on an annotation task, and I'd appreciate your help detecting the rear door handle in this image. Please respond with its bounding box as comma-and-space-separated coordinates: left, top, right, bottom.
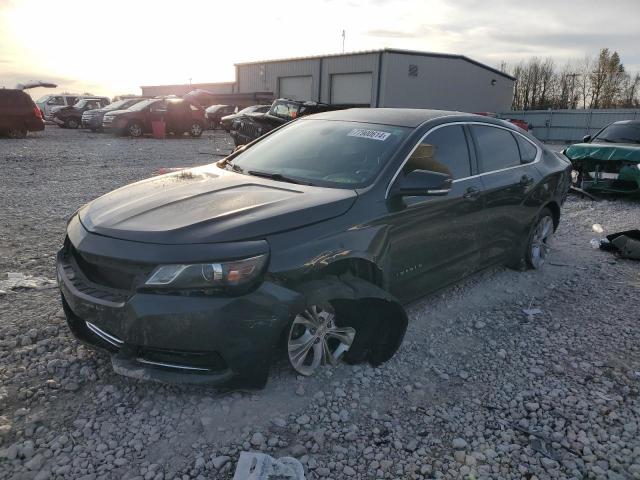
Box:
463, 186, 480, 200
520, 174, 534, 186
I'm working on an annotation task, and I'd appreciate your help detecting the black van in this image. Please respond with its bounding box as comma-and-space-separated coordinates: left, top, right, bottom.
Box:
0, 89, 45, 138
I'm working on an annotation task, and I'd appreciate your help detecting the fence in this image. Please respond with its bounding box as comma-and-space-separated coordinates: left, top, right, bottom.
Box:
498, 109, 640, 143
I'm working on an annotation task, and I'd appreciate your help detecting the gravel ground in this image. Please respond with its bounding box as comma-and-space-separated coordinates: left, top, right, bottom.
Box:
0, 126, 639, 480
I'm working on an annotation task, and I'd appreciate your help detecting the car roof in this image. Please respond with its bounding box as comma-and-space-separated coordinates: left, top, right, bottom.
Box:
304, 108, 469, 127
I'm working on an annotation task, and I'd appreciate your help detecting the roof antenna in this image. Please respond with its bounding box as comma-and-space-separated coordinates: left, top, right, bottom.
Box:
342, 30, 345, 53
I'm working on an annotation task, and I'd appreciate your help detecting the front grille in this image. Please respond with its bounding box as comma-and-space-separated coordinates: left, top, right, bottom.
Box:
63, 237, 151, 293
237, 121, 262, 140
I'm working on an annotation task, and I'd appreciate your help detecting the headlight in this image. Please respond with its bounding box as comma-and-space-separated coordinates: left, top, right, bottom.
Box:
145, 254, 268, 291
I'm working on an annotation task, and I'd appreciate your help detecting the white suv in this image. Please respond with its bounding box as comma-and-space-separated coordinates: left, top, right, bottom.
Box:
35, 94, 79, 121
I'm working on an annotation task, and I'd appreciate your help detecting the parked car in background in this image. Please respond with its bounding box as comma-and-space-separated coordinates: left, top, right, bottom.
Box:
52, 98, 110, 129
477, 112, 531, 131
35, 94, 80, 120
220, 105, 270, 132
57, 109, 571, 388
82, 98, 146, 132
102, 98, 205, 137
563, 120, 640, 195
205, 104, 237, 129
230, 98, 359, 146
0, 88, 45, 138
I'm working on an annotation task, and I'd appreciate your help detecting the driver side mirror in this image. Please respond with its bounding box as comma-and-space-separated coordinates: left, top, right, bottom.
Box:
390, 170, 452, 197
582, 135, 591, 143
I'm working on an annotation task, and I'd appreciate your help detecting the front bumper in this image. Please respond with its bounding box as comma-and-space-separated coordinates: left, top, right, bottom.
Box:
82, 116, 102, 129
57, 221, 303, 387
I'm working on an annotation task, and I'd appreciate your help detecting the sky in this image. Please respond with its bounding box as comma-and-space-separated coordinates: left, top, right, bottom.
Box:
1, 0, 639, 98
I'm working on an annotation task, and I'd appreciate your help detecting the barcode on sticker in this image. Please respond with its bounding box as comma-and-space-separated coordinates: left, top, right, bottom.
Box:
348, 129, 391, 141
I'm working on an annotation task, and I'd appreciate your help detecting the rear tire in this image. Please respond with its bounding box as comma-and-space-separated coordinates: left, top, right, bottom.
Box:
66, 118, 79, 129
189, 121, 203, 137
127, 122, 143, 137
7, 127, 27, 139
525, 208, 554, 269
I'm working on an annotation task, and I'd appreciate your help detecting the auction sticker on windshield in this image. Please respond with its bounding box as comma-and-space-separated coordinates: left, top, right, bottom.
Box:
348, 128, 391, 141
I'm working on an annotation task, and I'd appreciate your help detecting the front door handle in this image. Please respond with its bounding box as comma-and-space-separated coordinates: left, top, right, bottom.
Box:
463, 186, 480, 200
520, 174, 534, 186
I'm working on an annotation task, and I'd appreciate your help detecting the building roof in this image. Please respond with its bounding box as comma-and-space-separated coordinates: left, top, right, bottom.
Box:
140, 81, 235, 89
234, 48, 516, 81
303, 108, 468, 128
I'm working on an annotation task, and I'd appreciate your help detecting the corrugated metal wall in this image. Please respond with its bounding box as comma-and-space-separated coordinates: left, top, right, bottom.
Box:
501, 109, 640, 142
381, 53, 514, 112
237, 60, 321, 100
237, 53, 380, 105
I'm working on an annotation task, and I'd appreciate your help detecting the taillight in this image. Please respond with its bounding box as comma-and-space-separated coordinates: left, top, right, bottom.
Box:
34, 107, 43, 119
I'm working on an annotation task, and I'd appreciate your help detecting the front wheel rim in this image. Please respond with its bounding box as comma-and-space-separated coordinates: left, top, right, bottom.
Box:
288, 304, 355, 376
129, 124, 142, 136
530, 216, 553, 268
191, 123, 202, 136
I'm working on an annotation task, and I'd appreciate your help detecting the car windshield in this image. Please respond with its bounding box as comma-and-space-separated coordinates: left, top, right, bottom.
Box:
229, 119, 410, 188
104, 99, 130, 111
593, 123, 640, 144
239, 106, 260, 114
128, 99, 157, 111
74, 100, 87, 108
35, 95, 50, 103
269, 101, 301, 120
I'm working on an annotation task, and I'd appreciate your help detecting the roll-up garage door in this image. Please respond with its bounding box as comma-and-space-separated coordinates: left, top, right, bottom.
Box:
278, 76, 313, 101
330, 72, 373, 105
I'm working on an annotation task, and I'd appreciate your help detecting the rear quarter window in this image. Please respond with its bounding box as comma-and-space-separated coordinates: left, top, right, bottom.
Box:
472, 125, 521, 172
515, 134, 538, 163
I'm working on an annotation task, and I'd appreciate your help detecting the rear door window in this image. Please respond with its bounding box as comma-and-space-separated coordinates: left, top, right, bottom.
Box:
472, 125, 521, 172
406, 125, 472, 180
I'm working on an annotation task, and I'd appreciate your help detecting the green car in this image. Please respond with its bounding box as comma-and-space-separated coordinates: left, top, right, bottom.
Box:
564, 120, 640, 195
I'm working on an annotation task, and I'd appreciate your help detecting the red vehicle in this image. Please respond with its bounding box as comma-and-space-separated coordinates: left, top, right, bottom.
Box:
102, 98, 205, 137
0, 89, 45, 138
476, 112, 530, 131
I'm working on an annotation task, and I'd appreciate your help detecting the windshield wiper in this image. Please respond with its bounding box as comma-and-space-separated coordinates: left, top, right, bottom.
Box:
247, 170, 314, 186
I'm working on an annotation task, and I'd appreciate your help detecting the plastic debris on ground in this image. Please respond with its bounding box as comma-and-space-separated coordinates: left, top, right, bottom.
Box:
233, 452, 305, 480
598, 230, 640, 260
0, 272, 56, 292
592, 223, 604, 233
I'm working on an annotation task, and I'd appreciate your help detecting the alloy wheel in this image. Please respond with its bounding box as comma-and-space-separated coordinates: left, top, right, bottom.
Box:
190, 123, 203, 137
67, 119, 79, 129
287, 304, 355, 376
128, 123, 143, 137
529, 215, 553, 269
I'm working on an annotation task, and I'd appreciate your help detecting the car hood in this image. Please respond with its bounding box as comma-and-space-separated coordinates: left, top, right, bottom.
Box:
78, 164, 357, 244
565, 142, 640, 163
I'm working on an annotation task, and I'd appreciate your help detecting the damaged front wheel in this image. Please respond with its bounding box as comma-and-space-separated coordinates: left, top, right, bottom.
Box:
287, 304, 355, 376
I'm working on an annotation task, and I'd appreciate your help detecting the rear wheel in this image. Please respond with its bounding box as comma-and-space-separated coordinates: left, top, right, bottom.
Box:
526, 208, 554, 269
189, 121, 203, 137
127, 122, 143, 137
65, 118, 79, 129
7, 127, 27, 139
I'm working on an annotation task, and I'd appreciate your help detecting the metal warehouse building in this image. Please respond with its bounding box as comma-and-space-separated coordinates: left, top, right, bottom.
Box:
235, 48, 515, 112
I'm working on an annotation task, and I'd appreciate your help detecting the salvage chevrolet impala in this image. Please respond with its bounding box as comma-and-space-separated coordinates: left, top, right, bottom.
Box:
57, 109, 572, 388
